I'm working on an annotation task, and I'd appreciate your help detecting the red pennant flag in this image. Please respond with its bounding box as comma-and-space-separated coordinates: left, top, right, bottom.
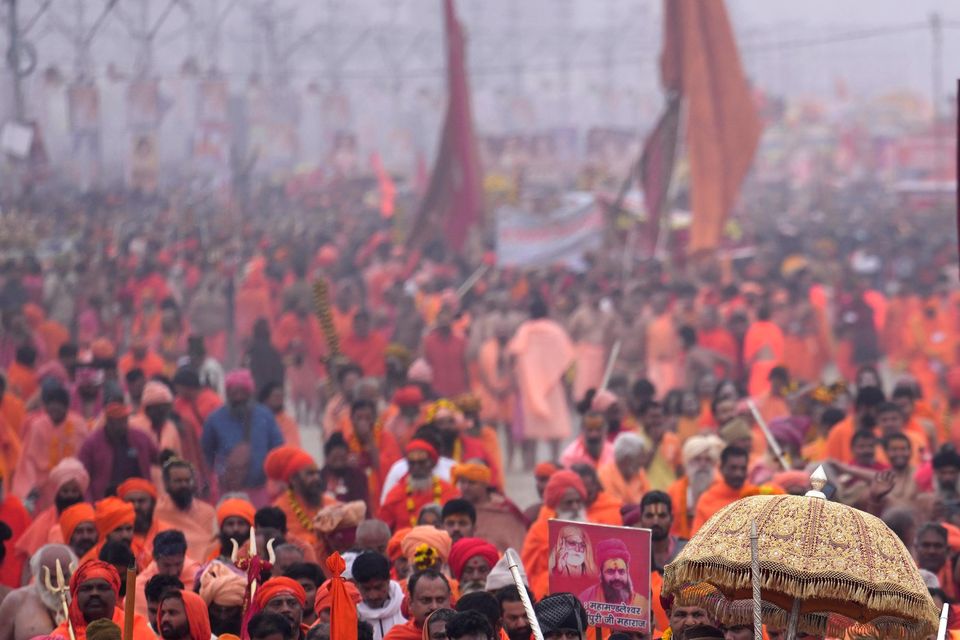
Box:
638, 95, 682, 251
407, 0, 483, 250
370, 152, 396, 219
662, 0, 762, 254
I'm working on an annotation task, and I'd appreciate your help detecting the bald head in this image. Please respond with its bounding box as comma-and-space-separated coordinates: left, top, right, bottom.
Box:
356, 519, 391, 556
31, 543, 77, 582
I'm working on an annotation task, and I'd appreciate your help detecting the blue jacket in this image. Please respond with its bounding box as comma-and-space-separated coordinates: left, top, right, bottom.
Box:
201, 403, 284, 488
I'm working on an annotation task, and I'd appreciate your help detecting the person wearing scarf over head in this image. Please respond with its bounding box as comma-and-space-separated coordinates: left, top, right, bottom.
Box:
50, 559, 156, 640
198, 561, 246, 637
252, 578, 308, 640
312, 500, 366, 561
15, 458, 88, 566
207, 497, 255, 565
398, 526, 454, 591
265, 446, 335, 556
379, 440, 458, 531
521, 470, 588, 600
117, 478, 168, 571
80, 498, 135, 566
156, 590, 211, 640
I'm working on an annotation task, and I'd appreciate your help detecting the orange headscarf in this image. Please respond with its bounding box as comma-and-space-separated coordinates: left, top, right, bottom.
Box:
158, 590, 211, 640
216, 498, 255, 527
94, 497, 135, 537
69, 560, 121, 632
253, 577, 306, 610
387, 528, 410, 562
61, 503, 96, 543
117, 478, 158, 500
263, 446, 315, 483
318, 554, 358, 640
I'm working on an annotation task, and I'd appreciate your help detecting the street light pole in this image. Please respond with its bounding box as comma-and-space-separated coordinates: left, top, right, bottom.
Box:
7, 0, 24, 120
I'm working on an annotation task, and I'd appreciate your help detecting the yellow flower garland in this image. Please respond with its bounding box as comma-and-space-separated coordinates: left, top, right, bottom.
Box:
406, 477, 442, 526
287, 489, 314, 533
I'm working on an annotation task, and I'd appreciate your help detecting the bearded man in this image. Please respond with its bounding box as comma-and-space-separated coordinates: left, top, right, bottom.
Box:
60, 504, 98, 559
667, 435, 724, 538
265, 446, 329, 553
157, 590, 211, 640
578, 539, 649, 613
14, 458, 88, 570
154, 459, 216, 563
0, 544, 77, 640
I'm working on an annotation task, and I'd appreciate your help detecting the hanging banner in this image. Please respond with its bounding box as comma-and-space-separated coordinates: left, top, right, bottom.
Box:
127, 79, 162, 131
495, 192, 604, 270
67, 82, 101, 189
548, 519, 652, 634
129, 132, 159, 194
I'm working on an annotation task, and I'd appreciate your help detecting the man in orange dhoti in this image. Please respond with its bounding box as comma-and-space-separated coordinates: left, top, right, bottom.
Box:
690, 445, 752, 535
507, 300, 574, 467
51, 560, 154, 640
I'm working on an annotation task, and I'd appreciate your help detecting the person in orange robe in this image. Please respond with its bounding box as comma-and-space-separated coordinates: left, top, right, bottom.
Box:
0, 479, 30, 588
570, 464, 623, 526
0, 379, 25, 439
14, 457, 88, 571
340, 311, 389, 378
341, 399, 402, 516
508, 299, 575, 467
12, 387, 89, 502
259, 382, 301, 447
598, 432, 650, 505
265, 446, 333, 556
133, 531, 202, 619
822, 386, 886, 464
383, 386, 424, 450
743, 305, 785, 397
153, 459, 217, 564
455, 395, 505, 492
235, 269, 275, 347
118, 337, 166, 380
50, 560, 155, 640
273, 305, 328, 378
117, 477, 168, 570
698, 307, 738, 380
382, 574, 453, 640
754, 366, 791, 426
667, 435, 724, 539
79, 497, 136, 566
156, 589, 211, 640
6, 345, 39, 401
471, 323, 516, 429
521, 470, 589, 600
646, 292, 681, 398
690, 445, 753, 535
380, 440, 459, 532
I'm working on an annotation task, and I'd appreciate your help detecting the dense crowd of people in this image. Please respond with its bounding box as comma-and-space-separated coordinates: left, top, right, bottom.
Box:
0, 177, 954, 640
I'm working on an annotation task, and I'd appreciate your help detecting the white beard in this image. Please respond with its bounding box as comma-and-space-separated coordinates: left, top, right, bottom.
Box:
686, 465, 715, 503
556, 509, 586, 522
35, 582, 64, 620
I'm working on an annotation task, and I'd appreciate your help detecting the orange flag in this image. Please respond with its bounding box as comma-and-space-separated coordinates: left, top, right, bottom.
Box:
325, 553, 358, 640
661, 0, 762, 254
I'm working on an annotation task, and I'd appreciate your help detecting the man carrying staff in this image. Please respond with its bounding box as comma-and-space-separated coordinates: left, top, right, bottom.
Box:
50, 560, 155, 640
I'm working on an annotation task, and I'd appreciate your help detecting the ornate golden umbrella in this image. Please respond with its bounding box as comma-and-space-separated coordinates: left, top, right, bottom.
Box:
663, 468, 939, 640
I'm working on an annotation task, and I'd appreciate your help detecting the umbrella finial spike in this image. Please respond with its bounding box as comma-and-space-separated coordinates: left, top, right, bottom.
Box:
805, 465, 828, 499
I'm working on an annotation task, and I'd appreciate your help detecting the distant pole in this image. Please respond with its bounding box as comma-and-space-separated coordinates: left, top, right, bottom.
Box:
930, 12, 942, 122
7, 0, 24, 120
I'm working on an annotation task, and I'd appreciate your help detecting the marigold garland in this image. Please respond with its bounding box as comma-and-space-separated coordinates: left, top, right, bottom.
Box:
406, 476, 442, 526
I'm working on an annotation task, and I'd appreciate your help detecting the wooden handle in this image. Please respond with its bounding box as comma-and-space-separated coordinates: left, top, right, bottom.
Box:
123, 566, 136, 640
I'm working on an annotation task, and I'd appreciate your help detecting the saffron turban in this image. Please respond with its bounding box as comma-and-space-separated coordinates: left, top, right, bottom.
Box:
198, 561, 246, 607
60, 503, 95, 542
117, 478, 157, 500
224, 369, 255, 393
534, 462, 559, 480
141, 381, 174, 406
69, 560, 121, 631
264, 446, 315, 483
158, 590, 211, 640
387, 528, 410, 561
452, 463, 492, 486
405, 440, 438, 464
768, 416, 810, 451
400, 525, 452, 563
543, 470, 587, 510
253, 577, 306, 610
90, 338, 116, 360
596, 538, 630, 567
216, 498, 255, 527
49, 457, 90, 495
104, 402, 130, 419
448, 538, 499, 581
391, 386, 423, 407
94, 497, 134, 536
313, 500, 366, 534
591, 389, 618, 412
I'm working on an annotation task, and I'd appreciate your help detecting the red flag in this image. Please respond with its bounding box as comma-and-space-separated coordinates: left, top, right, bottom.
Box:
662, 0, 762, 254
408, 0, 483, 250
638, 95, 681, 250
370, 152, 396, 218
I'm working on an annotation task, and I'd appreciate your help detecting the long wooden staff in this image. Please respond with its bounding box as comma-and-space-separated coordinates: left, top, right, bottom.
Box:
123, 564, 136, 640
